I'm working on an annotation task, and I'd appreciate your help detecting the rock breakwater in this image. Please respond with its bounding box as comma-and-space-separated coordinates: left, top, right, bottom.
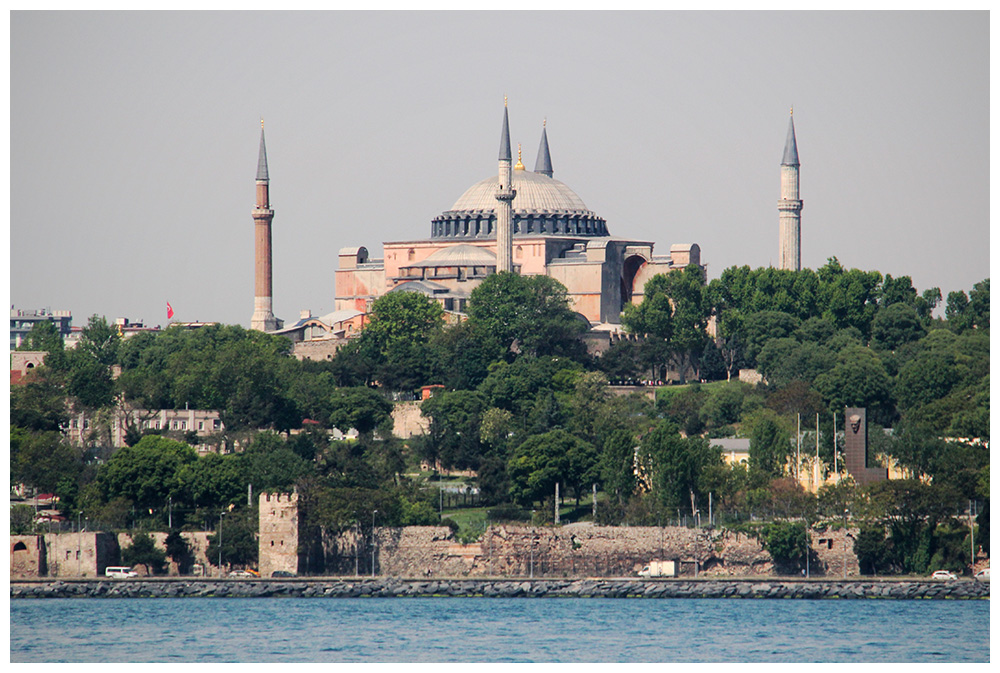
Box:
11, 578, 989, 600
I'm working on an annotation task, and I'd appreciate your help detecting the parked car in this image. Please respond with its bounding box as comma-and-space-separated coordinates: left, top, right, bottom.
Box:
105, 566, 138, 579
974, 568, 990, 582
229, 570, 255, 578
272, 570, 296, 578
931, 570, 958, 580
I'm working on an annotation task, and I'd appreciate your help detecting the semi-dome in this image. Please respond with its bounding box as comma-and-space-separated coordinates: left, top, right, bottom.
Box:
450, 170, 590, 212
408, 243, 496, 267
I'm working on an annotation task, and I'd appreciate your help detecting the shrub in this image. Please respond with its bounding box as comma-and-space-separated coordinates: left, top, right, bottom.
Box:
486, 503, 530, 523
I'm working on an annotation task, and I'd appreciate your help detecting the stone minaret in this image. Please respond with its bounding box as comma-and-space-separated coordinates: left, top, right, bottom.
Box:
495, 100, 516, 273
778, 108, 803, 271
251, 121, 278, 332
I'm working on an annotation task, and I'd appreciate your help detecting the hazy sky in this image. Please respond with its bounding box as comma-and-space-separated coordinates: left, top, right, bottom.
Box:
11, 11, 990, 329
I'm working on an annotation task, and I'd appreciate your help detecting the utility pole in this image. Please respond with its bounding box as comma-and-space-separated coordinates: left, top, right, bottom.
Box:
218, 511, 225, 577
796, 413, 801, 483
833, 411, 838, 481
970, 500, 976, 574
592, 483, 597, 519
815, 413, 820, 491
554, 482, 560, 525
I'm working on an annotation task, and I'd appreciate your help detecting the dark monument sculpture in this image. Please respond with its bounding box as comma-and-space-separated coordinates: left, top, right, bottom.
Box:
843, 407, 888, 485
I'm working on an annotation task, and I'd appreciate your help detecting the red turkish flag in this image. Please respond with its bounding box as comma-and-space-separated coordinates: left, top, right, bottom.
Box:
167, 302, 174, 319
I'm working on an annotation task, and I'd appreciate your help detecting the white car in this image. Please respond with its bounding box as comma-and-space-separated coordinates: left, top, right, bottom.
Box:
974, 568, 990, 582
931, 570, 958, 580
105, 566, 138, 579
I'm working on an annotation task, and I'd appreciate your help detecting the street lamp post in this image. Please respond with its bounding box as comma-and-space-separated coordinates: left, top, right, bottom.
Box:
371, 509, 378, 578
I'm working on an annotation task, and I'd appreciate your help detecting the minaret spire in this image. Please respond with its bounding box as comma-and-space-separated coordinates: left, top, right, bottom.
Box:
499, 102, 512, 162
256, 119, 269, 181
534, 118, 553, 178
782, 109, 800, 167
777, 108, 803, 271
251, 121, 278, 331
495, 100, 516, 273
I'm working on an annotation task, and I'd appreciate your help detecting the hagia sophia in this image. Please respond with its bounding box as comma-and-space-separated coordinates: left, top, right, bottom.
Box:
250, 104, 802, 354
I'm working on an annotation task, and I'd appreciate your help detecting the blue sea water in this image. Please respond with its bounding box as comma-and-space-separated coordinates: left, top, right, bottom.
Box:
10, 597, 990, 663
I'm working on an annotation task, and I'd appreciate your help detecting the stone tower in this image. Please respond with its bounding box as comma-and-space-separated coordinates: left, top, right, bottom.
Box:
777, 109, 803, 271
495, 100, 516, 273
251, 121, 278, 332
258, 491, 302, 577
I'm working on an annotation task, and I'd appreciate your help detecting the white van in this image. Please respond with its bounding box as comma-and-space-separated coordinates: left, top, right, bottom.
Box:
105, 566, 138, 579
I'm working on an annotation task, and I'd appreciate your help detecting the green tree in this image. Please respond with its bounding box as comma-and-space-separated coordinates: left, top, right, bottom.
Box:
239, 431, 315, 492
420, 390, 487, 471
623, 265, 710, 382
761, 521, 809, 570
507, 429, 598, 507
98, 435, 198, 511
360, 290, 445, 359
328, 387, 394, 439
600, 429, 638, 506
121, 531, 167, 575
854, 524, 890, 575
637, 420, 720, 514
817, 258, 883, 338
10, 505, 36, 534
11, 428, 82, 495
427, 320, 498, 390
870, 302, 926, 351
467, 272, 587, 361
206, 508, 259, 569
177, 452, 247, 509
813, 346, 895, 425
865, 479, 959, 574
745, 409, 790, 478
756, 338, 834, 387
17, 320, 69, 370
740, 311, 801, 367
164, 530, 194, 574
11, 369, 69, 432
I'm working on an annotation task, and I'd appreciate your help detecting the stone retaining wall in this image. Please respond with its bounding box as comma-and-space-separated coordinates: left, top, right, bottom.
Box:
11, 578, 989, 600
364, 524, 844, 579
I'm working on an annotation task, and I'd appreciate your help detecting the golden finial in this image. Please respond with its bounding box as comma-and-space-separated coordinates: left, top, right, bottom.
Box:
514, 142, 524, 170
790, 106, 793, 116
261, 118, 264, 129
543, 117, 547, 128
504, 94, 508, 107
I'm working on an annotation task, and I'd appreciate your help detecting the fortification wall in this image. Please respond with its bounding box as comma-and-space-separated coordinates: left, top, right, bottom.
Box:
327, 524, 858, 579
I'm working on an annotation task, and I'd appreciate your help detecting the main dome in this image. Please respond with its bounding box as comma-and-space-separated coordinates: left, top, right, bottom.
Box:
450, 169, 590, 212
430, 168, 609, 240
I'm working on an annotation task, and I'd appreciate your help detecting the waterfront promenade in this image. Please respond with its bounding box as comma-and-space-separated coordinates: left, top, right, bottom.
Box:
11, 577, 989, 600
